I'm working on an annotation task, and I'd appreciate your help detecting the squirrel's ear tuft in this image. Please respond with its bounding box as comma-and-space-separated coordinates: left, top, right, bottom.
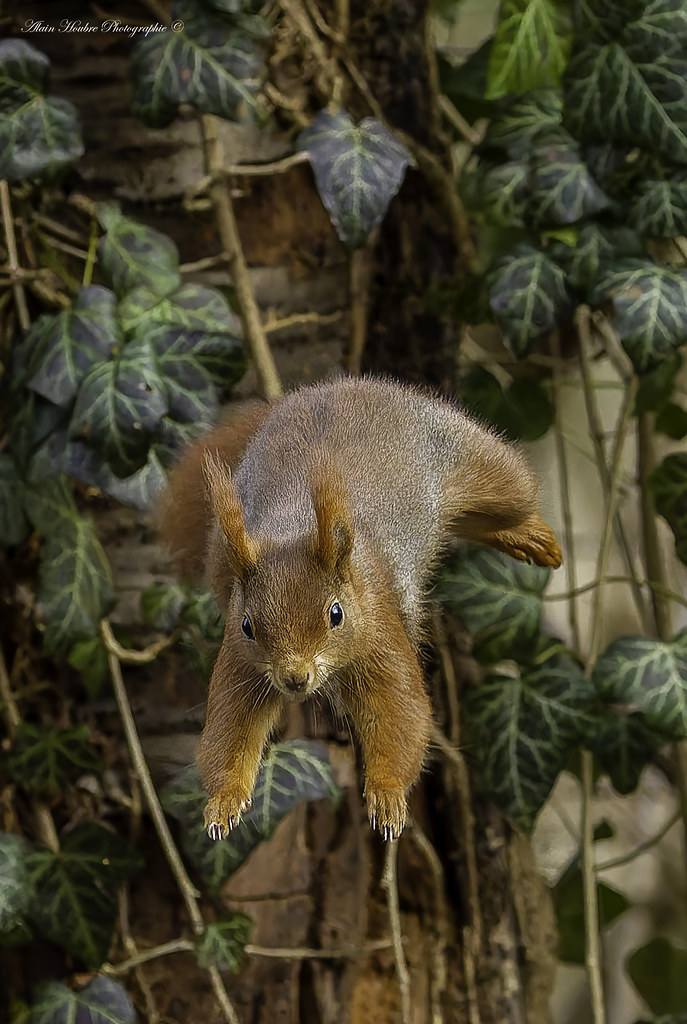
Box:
312, 474, 354, 573
202, 451, 258, 580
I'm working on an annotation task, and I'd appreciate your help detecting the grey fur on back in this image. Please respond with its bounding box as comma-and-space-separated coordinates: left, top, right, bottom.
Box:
232, 376, 489, 625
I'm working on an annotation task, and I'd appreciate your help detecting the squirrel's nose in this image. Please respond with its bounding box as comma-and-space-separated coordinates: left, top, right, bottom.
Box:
281, 667, 315, 693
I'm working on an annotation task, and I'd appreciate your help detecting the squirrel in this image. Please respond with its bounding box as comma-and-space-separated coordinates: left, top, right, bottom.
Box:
160, 376, 562, 842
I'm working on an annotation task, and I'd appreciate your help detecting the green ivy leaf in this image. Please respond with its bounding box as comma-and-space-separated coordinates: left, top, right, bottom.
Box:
438, 546, 551, 663
466, 645, 594, 831
656, 402, 687, 441
462, 160, 529, 228
118, 281, 241, 336
130, 2, 266, 128
548, 223, 643, 292
554, 860, 630, 963
528, 143, 611, 226
486, 0, 572, 100
564, 42, 687, 164
70, 340, 168, 478
196, 916, 253, 971
649, 454, 687, 564
97, 204, 180, 298
628, 938, 687, 1017
591, 260, 687, 372
24, 286, 119, 407
593, 631, 687, 739
635, 353, 682, 415
0, 833, 32, 945
22, 475, 78, 536
573, 0, 645, 43
27, 976, 137, 1024
161, 740, 340, 890
634, 1016, 687, 1024
140, 581, 188, 631
484, 89, 568, 157
0, 39, 83, 181
68, 637, 111, 698
460, 367, 553, 442
26, 824, 143, 967
0, 454, 29, 547
588, 710, 661, 795
488, 244, 571, 357
628, 178, 687, 238
297, 110, 412, 249
6, 723, 102, 800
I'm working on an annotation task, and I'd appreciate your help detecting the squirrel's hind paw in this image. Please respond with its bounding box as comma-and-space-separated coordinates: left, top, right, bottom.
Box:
491, 514, 563, 569
204, 792, 253, 840
365, 787, 406, 841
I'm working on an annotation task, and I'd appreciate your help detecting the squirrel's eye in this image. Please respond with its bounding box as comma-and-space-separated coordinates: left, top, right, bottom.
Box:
329, 602, 344, 628
241, 615, 255, 640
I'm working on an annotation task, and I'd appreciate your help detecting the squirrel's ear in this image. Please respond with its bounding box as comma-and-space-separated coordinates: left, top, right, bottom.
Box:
202, 451, 258, 580
312, 476, 354, 573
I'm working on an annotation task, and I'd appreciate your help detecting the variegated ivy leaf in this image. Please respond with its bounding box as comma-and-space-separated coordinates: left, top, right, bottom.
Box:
649, 453, 687, 565
593, 630, 687, 739
486, 0, 572, 100
437, 545, 551, 663
484, 89, 568, 157
528, 143, 610, 226
587, 710, 661, 796
97, 204, 180, 298
548, 223, 643, 292
27, 977, 137, 1024
6, 723, 102, 800
462, 160, 528, 228
572, 0, 645, 42
161, 740, 340, 891
0, 39, 84, 181
624, 0, 687, 61
196, 917, 253, 971
118, 281, 241, 337
26, 823, 143, 968
466, 644, 594, 832
488, 244, 571, 357
564, 41, 687, 164
24, 286, 119, 407
70, 339, 168, 477
130, 1, 266, 128
590, 260, 687, 371
0, 832, 32, 942
297, 110, 412, 249
628, 178, 687, 238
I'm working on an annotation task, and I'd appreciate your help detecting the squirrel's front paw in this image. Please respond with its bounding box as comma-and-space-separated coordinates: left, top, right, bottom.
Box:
204, 789, 253, 841
365, 787, 406, 841
497, 515, 563, 569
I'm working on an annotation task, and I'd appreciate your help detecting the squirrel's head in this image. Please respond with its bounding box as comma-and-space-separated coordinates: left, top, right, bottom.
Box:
203, 453, 361, 700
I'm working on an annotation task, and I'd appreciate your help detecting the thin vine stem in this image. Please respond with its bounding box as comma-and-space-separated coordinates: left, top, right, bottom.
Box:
0, 179, 30, 330
382, 840, 411, 1024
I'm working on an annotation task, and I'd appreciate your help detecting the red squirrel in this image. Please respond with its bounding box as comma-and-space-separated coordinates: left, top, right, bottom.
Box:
160, 376, 562, 841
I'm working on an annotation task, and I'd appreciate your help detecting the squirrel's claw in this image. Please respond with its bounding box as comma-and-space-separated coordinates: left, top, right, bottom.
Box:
204, 791, 254, 841
366, 787, 406, 841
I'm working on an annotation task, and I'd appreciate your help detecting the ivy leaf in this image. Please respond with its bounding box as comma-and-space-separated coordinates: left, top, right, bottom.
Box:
484, 89, 568, 157
462, 160, 529, 228
28, 495, 115, 654
549, 223, 643, 293
297, 110, 412, 249
656, 402, 687, 441
26, 823, 143, 967
573, 0, 646, 43
22, 475, 79, 536
564, 42, 687, 165
528, 143, 611, 226
24, 286, 119, 407
70, 340, 168, 478
161, 740, 340, 890
628, 178, 687, 238
649, 454, 687, 565
466, 645, 594, 832
27, 976, 137, 1024
97, 204, 180, 298
196, 916, 253, 971
141, 581, 188, 631
0, 454, 29, 547
130, 2, 266, 128
628, 938, 687, 1017
587, 711, 661, 795
488, 244, 571, 357
554, 860, 630, 964
118, 282, 241, 337
593, 631, 687, 739
68, 638, 111, 698
0, 39, 83, 181
486, 0, 572, 100
635, 352, 682, 415
438, 546, 551, 663
460, 367, 553, 442
0, 833, 32, 945
6, 723, 102, 800
590, 260, 687, 372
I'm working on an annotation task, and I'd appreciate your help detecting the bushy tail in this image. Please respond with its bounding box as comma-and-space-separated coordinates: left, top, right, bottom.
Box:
158, 399, 274, 581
